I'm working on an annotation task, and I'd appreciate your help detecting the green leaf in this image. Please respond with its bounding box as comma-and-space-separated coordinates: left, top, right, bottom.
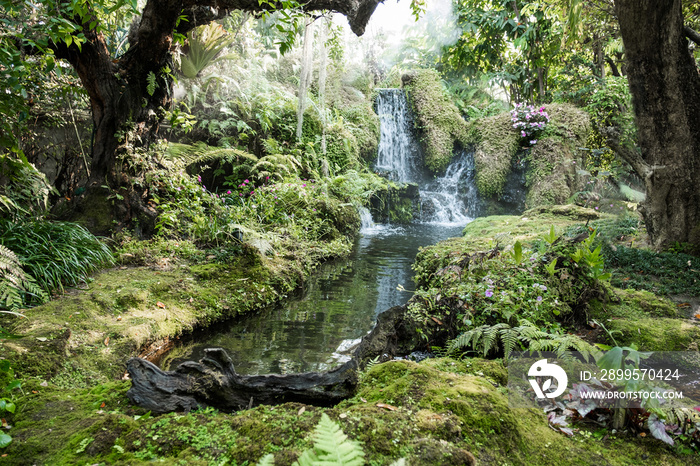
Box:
146, 72, 157, 96
648, 414, 674, 445
0, 433, 12, 448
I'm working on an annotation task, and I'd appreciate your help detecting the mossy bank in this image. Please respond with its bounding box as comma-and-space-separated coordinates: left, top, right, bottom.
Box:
2, 357, 689, 465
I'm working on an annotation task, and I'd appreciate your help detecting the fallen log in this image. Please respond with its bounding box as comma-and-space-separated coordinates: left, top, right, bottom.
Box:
126, 305, 444, 413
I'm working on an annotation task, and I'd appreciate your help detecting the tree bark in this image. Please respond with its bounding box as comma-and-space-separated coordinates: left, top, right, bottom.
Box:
614, 0, 700, 249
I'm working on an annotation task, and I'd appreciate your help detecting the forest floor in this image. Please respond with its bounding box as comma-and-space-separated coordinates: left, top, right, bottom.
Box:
1, 204, 699, 465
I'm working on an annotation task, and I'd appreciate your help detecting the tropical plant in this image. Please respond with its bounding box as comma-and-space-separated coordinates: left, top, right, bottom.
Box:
447, 320, 595, 360
180, 23, 235, 79
294, 413, 364, 466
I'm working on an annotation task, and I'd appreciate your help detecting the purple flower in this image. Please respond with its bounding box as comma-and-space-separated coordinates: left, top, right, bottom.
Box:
227, 190, 231, 194
197, 175, 202, 182
485, 289, 494, 298
537, 296, 543, 302
530, 140, 537, 145
244, 179, 249, 184
521, 131, 527, 137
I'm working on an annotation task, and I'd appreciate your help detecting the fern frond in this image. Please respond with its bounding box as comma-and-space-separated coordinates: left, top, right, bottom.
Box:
256, 453, 275, 466
312, 414, 364, 466
295, 413, 364, 466
0, 244, 48, 311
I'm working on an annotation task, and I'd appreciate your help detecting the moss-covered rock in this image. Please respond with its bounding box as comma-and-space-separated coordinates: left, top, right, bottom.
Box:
402, 70, 469, 173
467, 103, 591, 211
467, 112, 521, 198
525, 103, 590, 207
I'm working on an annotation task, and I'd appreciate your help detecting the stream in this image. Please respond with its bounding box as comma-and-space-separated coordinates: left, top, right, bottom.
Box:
160, 223, 465, 375
160, 88, 477, 375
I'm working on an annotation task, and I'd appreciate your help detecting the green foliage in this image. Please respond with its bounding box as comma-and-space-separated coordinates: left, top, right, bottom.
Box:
0, 157, 54, 218
445, 0, 563, 103
0, 219, 114, 295
294, 413, 364, 466
0, 244, 47, 311
0, 359, 21, 449
447, 320, 595, 360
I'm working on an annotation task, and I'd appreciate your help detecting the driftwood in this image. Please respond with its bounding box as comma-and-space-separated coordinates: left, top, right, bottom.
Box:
126, 305, 436, 413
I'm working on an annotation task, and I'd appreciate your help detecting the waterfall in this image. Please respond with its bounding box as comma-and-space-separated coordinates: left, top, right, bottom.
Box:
420, 151, 478, 225
375, 88, 477, 226
358, 206, 376, 232
375, 89, 421, 183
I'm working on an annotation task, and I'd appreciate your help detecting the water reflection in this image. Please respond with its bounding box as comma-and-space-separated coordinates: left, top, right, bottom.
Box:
160, 223, 466, 375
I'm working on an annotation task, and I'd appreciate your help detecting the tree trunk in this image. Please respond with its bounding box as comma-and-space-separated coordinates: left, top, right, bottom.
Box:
614, 0, 700, 250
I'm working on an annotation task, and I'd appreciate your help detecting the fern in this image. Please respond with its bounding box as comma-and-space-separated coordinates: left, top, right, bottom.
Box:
146, 71, 157, 96
256, 453, 275, 466
294, 413, 364, 466
166, 142, 258, 166
448, 320, 596, 361
251, 153, 302, 181
0, 244, 47, 311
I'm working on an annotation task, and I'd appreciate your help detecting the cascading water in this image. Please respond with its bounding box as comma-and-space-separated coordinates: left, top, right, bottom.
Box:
375, 89, 421, 183
375, 88, 478, 224
420, 150, 478, 225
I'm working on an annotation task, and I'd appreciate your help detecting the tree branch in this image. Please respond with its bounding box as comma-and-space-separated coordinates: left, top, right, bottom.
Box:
178, 0, 383, 35
684, 25, 700, 46
598, 125, 651, 179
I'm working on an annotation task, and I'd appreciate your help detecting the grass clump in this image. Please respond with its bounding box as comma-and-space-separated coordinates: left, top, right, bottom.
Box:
0, 218, 114, 295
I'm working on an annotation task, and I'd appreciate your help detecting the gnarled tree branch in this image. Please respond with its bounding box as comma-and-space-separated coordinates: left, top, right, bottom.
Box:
684, 25, 700, 46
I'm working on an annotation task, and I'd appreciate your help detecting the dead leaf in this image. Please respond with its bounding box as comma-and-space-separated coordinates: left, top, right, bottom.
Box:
40, 381, 48, 387
695, 313, 700, 319
189, 297, 194, 303
36, 337, 48, 342
430, 316, 443, 326
298, 406, 305, 416
156, 302, 166, 309
339, 413, 347, 419
32, 390, 38, 394
100, 402, 106, 408
116, 316, 122, 321
376, 403, 398, 411
360, 397, 367, 403
1, 419, 7, 428
104, 337, 110, 346
639, 432, 646, 437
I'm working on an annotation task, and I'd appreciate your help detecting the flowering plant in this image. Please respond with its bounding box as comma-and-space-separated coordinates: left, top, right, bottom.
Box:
510, 103, 550, 146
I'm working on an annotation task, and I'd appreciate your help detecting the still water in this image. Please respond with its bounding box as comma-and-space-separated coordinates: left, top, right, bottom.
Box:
160, 223, 466, 375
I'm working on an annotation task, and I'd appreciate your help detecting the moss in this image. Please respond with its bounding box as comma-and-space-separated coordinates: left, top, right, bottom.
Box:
3, 360, 692, 465
468, 103, 591, 209
340, 102, 380, 162
525, 104, 591, 207
402, 70, 469, 173
605, 317, 700, 351
325, 122, 361, 172
468, 112, 521, 197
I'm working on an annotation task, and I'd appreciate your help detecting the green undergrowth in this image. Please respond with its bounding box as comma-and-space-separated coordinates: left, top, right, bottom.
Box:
1, 359, 690, 465
411, 208, 698, 356
1, 169, 393, 384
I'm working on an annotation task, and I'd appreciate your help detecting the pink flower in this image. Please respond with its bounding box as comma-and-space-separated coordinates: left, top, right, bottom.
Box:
485, 290, 494, 298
